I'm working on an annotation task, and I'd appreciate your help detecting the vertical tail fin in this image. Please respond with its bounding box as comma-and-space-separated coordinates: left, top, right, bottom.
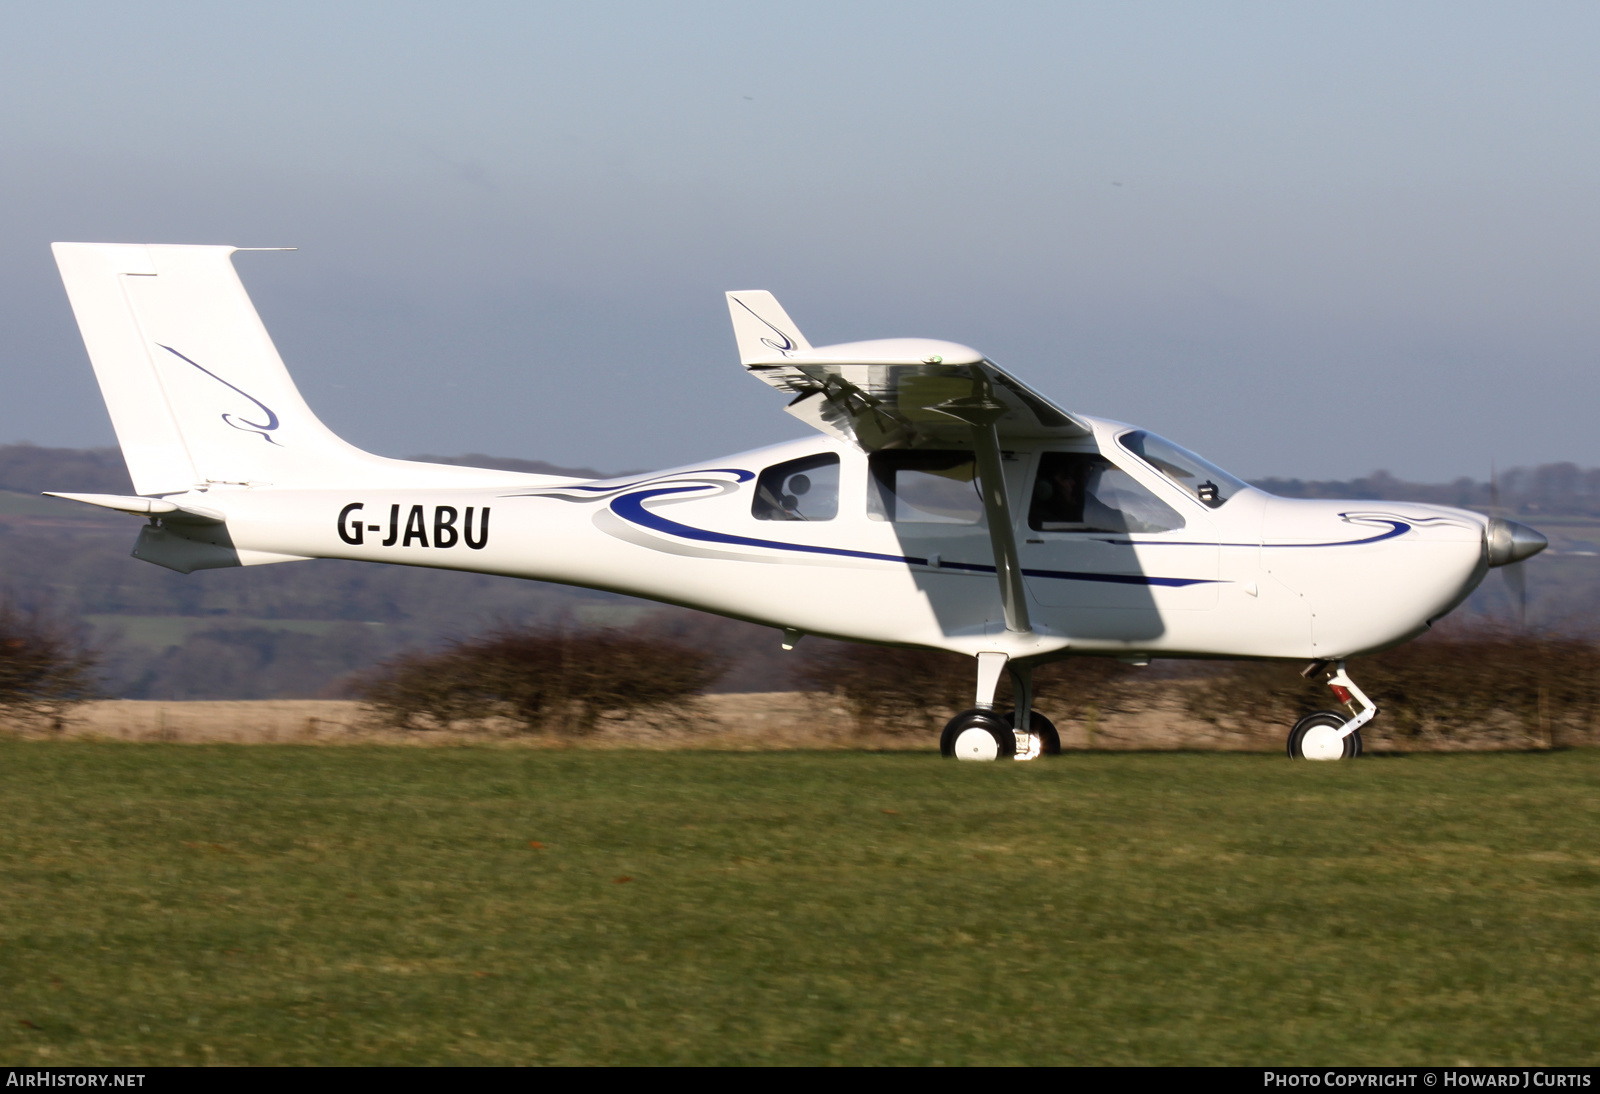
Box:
52, 243, 489, 494
726, 291, 812, 364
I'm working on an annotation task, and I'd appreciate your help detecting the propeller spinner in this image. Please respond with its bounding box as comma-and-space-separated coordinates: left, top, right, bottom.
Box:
1485, 518, 1548, 568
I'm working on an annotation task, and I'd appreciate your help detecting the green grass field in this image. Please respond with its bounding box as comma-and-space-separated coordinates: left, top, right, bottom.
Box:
1, 742, 1597, 1066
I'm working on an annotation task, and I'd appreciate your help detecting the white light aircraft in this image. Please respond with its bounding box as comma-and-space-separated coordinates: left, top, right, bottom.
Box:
47, 243, 1549, 761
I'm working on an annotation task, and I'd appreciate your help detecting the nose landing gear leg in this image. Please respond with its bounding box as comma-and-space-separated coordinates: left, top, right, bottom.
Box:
1288, 660, 1378, 760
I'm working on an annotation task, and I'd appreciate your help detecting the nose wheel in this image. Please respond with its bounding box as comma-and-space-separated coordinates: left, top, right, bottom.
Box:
1288, 710, 1363, 760
1289, 661, 1376, 760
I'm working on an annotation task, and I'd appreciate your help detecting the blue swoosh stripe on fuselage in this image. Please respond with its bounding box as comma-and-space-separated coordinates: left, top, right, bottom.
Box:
609, 486, 1217, 587
1025, 567, 1214, 587
560, 469, 756, 494
1096, 516, 1412, 549
610, 486, 928, 565
936, 559, 1214, 587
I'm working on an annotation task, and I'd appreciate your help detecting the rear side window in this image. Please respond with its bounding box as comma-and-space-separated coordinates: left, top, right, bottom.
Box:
868, 451, 981, 524
752, 453, 840, 521
1029, 451, 1184, 534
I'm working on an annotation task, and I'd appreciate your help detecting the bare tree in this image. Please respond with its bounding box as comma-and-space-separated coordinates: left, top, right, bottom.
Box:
0, 597, 99, 730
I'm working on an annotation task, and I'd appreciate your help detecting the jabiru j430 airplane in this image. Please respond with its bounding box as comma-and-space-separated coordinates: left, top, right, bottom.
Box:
46, 242, 1548, 761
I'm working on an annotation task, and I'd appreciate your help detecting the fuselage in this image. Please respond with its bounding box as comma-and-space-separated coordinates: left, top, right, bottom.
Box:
155, 414, 1492, 664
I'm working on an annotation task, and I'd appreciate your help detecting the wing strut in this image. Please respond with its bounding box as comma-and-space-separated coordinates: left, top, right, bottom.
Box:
929, 372, 1032, 635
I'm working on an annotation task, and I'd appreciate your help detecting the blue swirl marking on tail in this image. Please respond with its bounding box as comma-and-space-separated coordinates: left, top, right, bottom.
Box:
731, 297, 798, 353
157, 344, 282, 446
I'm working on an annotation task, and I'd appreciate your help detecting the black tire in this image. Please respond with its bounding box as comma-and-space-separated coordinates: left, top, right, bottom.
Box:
1001, 709, 1062, 756
1287, 710, 1361, 761
940, 709, 1017, 761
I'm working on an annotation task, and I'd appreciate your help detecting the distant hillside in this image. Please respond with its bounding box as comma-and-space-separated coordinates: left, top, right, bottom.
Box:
1254, 464, 1600, 520
0, 444, 133, 495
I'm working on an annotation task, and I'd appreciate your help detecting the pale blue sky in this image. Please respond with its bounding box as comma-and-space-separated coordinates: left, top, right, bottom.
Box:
4, 1, 1599, 479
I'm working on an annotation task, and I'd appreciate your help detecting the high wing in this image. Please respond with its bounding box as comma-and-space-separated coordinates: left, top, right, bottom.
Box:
726, 290, 1097, 639
726, 290, 1092, 451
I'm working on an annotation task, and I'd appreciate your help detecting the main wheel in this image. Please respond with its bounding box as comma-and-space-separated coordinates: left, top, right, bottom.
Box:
1001, 709, 1062, 760
1287, 710, 1361, 761
940, 709, 1017, 761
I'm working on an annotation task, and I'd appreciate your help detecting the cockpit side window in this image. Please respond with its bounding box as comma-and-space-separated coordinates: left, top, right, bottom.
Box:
868, 451, 981, 524
1029, 451, 1185, 534
751, 453, 840, 521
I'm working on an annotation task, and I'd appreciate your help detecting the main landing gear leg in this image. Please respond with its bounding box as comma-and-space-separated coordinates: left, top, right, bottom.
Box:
1287, 660, 1378, 761
940, 653, 1015, 762
940, 654, 1062, 762
1009, 662, 1037, 760
1000, 662, 1062, 761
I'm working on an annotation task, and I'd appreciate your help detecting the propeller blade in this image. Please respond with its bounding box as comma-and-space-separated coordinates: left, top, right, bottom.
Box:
1502, 560, 1528, 627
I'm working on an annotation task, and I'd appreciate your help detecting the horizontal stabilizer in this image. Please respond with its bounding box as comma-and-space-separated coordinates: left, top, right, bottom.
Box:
44, 492, 224, 523
43, 491, 305, 573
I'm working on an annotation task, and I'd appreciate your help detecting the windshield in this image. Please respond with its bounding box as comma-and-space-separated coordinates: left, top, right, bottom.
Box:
1117, 430, 1250, 510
